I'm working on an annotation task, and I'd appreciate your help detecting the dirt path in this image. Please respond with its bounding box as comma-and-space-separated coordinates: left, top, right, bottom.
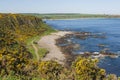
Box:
31, 40, 40, 61
38, 31, 72, 64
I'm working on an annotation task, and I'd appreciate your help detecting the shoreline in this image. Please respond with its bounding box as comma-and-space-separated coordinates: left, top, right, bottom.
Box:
38, 31, 119, 65
38, 31, 73, 64
43, 17, 120, 21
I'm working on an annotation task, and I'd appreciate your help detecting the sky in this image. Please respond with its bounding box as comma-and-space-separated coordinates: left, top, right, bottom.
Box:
0, 0, 120, 14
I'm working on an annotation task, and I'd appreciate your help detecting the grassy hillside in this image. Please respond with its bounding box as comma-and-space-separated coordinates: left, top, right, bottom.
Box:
0, 13, 55, 78
22, 13, 120, 19
0, 13, 54, 39
0, 13, 119, 80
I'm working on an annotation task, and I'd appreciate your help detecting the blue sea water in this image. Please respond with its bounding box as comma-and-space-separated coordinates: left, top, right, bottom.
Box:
45, 18, 120, 76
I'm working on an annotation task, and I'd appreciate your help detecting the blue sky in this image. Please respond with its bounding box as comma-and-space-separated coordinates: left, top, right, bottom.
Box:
0, 0, 120, 14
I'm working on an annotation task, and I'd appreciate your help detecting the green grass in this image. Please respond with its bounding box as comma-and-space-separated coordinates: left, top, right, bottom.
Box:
25, 29, 56, 60
38, 48, 48, 58
22, 13, 120, 19
24, 18, 56, 60
26, 36, 40, 60
36, 44, 48, 59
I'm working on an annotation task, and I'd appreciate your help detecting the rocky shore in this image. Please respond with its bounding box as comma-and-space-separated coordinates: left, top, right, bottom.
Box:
38, 31, 119, 66
55, 31, 119, 66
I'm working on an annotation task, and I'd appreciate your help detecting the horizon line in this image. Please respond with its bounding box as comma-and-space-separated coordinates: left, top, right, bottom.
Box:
0, 12, 120, 15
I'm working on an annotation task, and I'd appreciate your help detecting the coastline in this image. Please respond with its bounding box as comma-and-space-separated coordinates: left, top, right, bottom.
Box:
43, 17, 120, 21
38, 30, 119, 65
38, 31, 73, 64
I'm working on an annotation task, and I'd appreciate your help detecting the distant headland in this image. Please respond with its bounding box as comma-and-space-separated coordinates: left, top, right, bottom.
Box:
22, 13, 120, 19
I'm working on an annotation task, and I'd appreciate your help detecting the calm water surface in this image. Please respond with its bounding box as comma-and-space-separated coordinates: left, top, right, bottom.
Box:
45, 18, 120, 76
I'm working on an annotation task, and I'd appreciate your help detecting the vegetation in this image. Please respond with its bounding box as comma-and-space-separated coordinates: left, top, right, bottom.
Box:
26, 36, 49, 60
0, 13, 55, 78
23, 13, 120, 19
0, 13, 120, 80
72, 57, 106, 80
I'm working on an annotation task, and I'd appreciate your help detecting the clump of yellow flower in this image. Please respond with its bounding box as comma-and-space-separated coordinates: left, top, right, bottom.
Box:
72, 57, 106, 80
38, 61, 63, 79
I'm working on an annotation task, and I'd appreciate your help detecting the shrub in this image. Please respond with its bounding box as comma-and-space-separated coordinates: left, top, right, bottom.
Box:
38, 61, 63, 80
72, 57, 106, 80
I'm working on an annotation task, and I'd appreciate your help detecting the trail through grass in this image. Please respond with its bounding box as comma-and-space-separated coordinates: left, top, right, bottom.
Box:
31, 40, 40, 61
26, 30, 56, 60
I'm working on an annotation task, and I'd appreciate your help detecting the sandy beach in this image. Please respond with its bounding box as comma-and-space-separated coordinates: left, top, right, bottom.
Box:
38, 31, 72, 64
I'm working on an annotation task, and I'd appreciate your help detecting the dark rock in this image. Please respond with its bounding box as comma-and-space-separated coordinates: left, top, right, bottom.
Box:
33, 41, 38, 44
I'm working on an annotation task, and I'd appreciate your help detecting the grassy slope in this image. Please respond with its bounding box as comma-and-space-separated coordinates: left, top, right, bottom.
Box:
25, 21, 56, 60
0, 13, 57, 79
0, 13, 55, 60
1, 13, 119, 80
0, 13, 55, 71
26, 30, 55, 60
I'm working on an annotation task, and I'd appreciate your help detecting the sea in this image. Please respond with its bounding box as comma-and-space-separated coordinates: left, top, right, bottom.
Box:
45, 18, 120, 76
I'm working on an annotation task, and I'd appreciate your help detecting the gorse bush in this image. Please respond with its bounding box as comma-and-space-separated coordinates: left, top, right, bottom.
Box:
72, 57, 106, 80
0, 13, 54, 40
0, 13, 119, 80
38, 61, 63, 80
0, 13, 54, 76
0, 29, 31, 75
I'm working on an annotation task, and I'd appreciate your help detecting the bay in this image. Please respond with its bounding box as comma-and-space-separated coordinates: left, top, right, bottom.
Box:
45, 18, 120, 76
